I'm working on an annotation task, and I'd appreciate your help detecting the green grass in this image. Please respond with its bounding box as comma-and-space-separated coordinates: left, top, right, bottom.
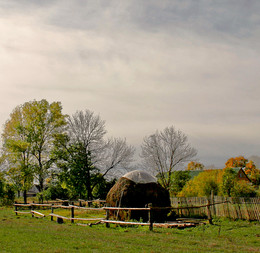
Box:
0, 207, 259, 252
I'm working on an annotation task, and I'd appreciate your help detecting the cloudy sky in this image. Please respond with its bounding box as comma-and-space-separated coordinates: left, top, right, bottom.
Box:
1, 0, 260, 168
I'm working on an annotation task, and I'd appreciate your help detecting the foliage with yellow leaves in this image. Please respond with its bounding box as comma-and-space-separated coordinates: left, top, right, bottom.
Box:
186, 161, 205, 171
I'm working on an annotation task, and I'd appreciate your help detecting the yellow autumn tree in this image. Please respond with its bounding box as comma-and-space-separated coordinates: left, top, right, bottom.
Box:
225, 156, 248, 168
186, 161, 205, 171
178, 170, 222, 197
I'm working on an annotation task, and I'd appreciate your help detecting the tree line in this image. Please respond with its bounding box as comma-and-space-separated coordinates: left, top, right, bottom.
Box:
0, 99, 197, 203
1, 99, 258, 205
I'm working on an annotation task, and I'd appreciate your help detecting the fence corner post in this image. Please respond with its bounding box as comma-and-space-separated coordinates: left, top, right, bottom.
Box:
71, 202, 74, 223
51, 204, 54, 221
148, 203, 153, 231
206, 199, 213, 225
14, 201, 17, 215
105, 209, 110, 228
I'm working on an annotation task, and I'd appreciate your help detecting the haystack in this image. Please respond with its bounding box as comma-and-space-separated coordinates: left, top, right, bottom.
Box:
106, 170, 170, 222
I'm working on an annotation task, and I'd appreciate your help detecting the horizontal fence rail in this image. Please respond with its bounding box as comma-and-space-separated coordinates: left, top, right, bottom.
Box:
13, 196, 260, 230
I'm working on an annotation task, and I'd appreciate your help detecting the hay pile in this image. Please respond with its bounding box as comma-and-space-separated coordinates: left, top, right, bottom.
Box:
106, 170, 170, 222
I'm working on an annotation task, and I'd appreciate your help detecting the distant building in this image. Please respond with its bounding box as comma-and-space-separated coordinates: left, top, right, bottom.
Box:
25, 185, 40, 197
233, 168, 251, 183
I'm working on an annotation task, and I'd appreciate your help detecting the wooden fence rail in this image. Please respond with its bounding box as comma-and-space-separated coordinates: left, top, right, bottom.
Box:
14, 196, 260, 229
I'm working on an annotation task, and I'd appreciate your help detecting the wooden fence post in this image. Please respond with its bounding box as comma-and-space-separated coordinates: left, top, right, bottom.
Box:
51, 204, 54, 221
211, 190, 216, 216
31, 203, 34, 218
206, 199, 213, 225
106, 209, 110, 228
71, 202, 74, 223
14, 202, 17, 215
148, 203, 153, 231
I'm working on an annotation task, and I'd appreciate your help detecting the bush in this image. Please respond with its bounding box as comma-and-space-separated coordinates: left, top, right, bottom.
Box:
42, 182, 70, 201
178, 170, 222, 197
231, 181, 257, 197
221, 168, 236, 196
170, 171, 191, 196
0, 182, 15, 206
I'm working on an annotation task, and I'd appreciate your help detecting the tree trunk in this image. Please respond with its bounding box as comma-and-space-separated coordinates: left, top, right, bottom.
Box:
23, 190, 27, 204
39, 176, 44, 192
86, 169, 93, 200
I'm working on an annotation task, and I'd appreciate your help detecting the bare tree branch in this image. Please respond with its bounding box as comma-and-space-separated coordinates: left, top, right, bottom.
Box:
141, 126, 197, 190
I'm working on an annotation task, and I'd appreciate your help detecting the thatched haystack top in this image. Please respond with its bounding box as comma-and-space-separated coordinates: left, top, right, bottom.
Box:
122, 170, 157, 184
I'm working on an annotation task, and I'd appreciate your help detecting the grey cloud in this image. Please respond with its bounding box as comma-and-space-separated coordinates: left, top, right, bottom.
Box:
1, 0, 260, 167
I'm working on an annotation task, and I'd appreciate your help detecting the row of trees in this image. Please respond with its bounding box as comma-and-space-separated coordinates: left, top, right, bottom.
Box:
0, 99, 197, 203
4, 99, 257, 203
0, 100, 136, 203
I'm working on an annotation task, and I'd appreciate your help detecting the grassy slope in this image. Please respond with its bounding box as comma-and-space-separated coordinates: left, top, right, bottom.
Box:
0, 208, 259, 253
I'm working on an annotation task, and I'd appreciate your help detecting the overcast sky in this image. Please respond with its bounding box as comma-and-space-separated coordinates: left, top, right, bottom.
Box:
1, 0, 260, 168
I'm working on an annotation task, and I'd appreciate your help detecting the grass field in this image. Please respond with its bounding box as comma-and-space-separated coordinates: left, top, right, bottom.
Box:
0, 207, 259, 253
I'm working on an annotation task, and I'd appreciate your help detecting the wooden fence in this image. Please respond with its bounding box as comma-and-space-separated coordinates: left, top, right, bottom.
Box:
14, 202, 105, 225
13, 196, 259, 231
171, 196, 260, 221
14, 203, 199, 230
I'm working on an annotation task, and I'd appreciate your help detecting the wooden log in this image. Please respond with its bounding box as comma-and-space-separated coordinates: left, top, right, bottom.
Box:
15, 211, 31, 214
31, 210, 45, 217
69, 205, 103, 211
103, 207, 150, 211
30, 203, 52, 207
14, 203, 32, 207
70, 217, 103, 221
102, 220, 149, 226
49, 213, 70, 220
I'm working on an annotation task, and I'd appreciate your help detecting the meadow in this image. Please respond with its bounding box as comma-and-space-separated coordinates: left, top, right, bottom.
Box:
0, 207, 259, 252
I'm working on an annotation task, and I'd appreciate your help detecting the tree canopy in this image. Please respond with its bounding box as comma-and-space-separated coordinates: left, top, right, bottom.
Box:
1, 99, 67, 202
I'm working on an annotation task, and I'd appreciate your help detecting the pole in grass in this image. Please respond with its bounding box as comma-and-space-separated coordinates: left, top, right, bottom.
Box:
106, 209, 110, 228
51, 204, 54, 221
148, 203, 153, 231
71, 202, 74, 223
14, 201, 17, 215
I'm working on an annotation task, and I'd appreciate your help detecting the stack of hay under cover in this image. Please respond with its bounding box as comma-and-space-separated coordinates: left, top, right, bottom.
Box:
106, 170, 171, 222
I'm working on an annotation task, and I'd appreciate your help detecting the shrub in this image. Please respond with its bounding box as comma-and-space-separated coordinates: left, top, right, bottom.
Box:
221, 168, 236, 196
178, 170, 222, 197
0, 182, 15, 206
170, 171, 191, 196
231, 181, 257, 197
41, 182, 70, 201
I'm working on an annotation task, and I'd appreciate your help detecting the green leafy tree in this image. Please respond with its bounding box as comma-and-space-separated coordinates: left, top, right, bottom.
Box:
21, 100, 67, 192
2, 100, 67, 203
2, 106, 34, 203
221, 168, 237, 197
178, 170, 221, 197
55, 141, 100, 199
170, 171, 191, 196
